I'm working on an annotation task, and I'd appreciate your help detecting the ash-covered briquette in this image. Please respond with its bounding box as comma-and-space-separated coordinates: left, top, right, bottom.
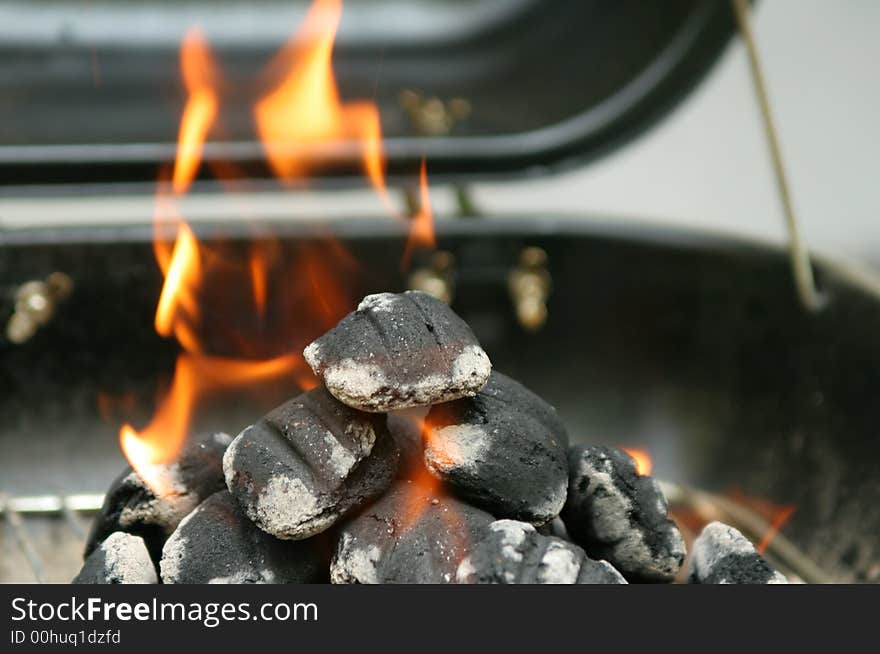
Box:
456, 520, 626, 584
689, 522, 788, 584
160, 491, 324, 584
223, 386, 399, 541
304, 291, 492, 413
73, 532, 157, 585
331, 479, 495, 584
561, 445, 686, 582
84, 432, 232, 564
424, 371, 569, 524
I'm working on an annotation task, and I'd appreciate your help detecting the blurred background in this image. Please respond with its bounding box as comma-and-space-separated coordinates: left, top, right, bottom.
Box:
0, 0, 877, 269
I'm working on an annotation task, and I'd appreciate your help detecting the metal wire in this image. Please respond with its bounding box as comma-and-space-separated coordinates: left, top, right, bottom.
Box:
0, 489, 835, 583
732, 0, 825, 312
0, 493, 103, 583
659, 480, 832, 584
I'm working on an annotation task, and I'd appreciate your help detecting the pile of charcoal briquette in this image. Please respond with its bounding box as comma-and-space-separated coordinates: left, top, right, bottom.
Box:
75, 291, 787, 585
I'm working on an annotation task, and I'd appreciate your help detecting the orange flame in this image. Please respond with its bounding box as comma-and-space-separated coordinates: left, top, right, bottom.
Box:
154, 221, 201, 348
622, 447, 653, 476
172, 28, 219, 195
119, 17, 358, 496
120, 354, 303, 496
401, 159, 436, 271
118, 1, 419, 498
254, 0, 391, 210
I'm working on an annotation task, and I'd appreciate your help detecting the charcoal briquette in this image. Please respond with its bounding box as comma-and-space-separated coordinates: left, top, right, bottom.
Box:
304, 291, 492, 412
224, 386, 399, 540
160, 491, 324, 584
330, 479, 495, 584
562, 445, 686, 582
689, 522, 788, 584
424, 371, 569, 524
84, 432, 232, 564
72, 532, 157, 584
456, 519, 626, 584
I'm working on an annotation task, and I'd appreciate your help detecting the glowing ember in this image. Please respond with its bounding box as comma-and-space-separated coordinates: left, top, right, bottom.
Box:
622, 447, 653, 476
398, 416, 447, 532
401, 159, 436, 271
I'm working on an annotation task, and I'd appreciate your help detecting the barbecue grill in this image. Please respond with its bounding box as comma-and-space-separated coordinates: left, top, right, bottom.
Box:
1, 0, 878, 584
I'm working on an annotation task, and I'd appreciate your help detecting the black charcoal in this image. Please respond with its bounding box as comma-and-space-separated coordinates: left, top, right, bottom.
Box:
304, 291, 491, 412
161, 491, 324, 584
386, 407, 429, 472
424, 371, 569, 524
331, 479, 495, 584
456, 519, 626, 584
562, 445, 685, 582
689, 522, 787, 584
224, 386, 399, 540
84, 432, 232, 564
73, 532, 157, 584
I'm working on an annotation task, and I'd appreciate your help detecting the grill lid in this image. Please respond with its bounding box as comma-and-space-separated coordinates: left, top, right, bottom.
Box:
0, 0, 739, 186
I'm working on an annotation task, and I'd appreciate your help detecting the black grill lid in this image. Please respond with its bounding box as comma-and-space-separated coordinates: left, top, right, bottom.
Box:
0, 0, 739, 186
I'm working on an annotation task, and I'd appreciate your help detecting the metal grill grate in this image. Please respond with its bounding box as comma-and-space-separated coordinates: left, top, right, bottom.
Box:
0, 494, 103, 583
0, 486, 836, 584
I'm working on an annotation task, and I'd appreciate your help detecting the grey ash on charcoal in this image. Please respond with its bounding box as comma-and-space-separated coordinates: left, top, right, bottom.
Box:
689, 522, 787, 584
456, 520, 626, 585
331, 479, 495, 584
73, 532, 157, 585
304, 291, 491, 413
424, 371, 569, 525
223, 386, 399, 541
83, 291, 702, 586
84, 432, 232, 564
562, 445, 686, 582
161, 491, 324, 584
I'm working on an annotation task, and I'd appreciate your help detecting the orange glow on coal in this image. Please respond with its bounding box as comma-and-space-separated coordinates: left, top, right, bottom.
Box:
253, 0, 391, 210
396, 416, 445, 532
623, 447, 653, 476
401, 159, 436, 271
172, 28, 219, 195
